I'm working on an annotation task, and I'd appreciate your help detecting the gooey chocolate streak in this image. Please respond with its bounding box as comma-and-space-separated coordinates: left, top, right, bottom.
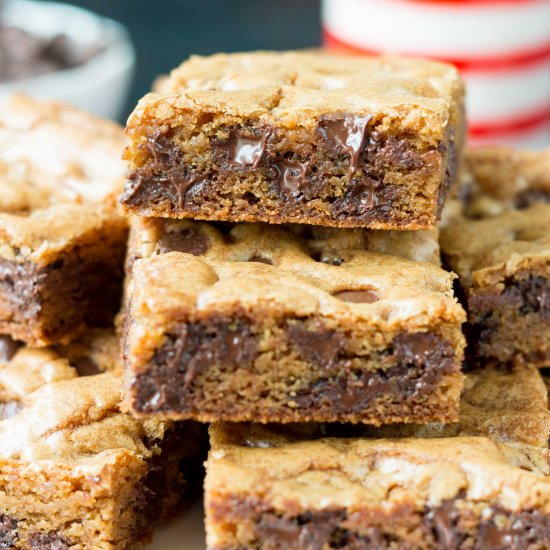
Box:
124, 114, 416, 220
239, 501, 550, 550
132, 316, 456, 417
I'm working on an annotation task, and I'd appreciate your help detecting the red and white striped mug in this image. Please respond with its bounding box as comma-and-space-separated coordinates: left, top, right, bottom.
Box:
323, 0, 550, 148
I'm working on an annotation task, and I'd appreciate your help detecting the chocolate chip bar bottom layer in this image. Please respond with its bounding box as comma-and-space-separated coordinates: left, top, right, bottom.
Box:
121, 51, 465, 229
0, 95, 128, 346
0, 331, 206, 550
123, 218, 465, 425
205, 366, 550, 550
441, 147, 550, 368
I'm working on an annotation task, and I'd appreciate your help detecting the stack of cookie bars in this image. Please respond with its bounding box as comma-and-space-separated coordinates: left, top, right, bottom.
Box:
0, 50, 548, 550
120, 51, 550, 548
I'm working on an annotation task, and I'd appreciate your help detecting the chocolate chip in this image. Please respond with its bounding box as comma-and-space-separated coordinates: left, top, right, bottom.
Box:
501, 275, 549, 318
310, 251, 344, 266
477, 523, 514, 549
163, 173, 202, 209
332, 177, 382, 218
287, 325, 344, 368
248, 256, 274, 265
134, 318, 259, 412
256, 514, 301, 544
0, 335, 21, 362
146, 131, 173, 164
392, 332, 445, 368
333, 289, 379, 304
0, 400, 23, 420
157, 229, 209, 256
215, 129, 270, 168
317, 114, 371, 176
425, 500, 462, 548
274, 158, 309, 198
293, 331, 455, 414
74, 357, 102, 377
515, 189, 550, 209
0, 514, 17, 547
28, 532, 70, 550
177, 321, 258, 387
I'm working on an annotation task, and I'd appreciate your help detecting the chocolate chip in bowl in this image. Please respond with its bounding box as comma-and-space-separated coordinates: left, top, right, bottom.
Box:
0, 0, 135, 120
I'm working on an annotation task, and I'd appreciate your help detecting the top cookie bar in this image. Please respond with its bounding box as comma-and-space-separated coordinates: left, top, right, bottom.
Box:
0, 95, 128, 346
121, 51, 465, 229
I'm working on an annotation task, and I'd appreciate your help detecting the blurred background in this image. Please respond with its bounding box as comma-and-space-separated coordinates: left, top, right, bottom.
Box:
68, 0, 322, 118
1, 0, 549, 147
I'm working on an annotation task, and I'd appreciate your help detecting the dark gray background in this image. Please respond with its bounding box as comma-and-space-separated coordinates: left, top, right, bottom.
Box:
63, 0, 321, 119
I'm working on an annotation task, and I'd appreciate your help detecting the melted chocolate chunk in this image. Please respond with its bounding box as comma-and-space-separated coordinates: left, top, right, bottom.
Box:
294, 332, 456, 413
333, 289, 379, 304
74, 357, 102, 377
476, 509, 550, 550
164, 173, 202, 209
0, 335, 22, 362
157, 229, 209, 256
256, 514, 301, 544
424, 497, 464, 548
127, 132, 201, 209
28, 532, 69, 550
287, 325, 345, 369
0, 400, 23, 420
0, 249, 124, 345
317, 114, 371, 176
132, 317, 258, 412
515, 188, 550, 209
392, 332, 444, 367
332, 177, 386, 218
146, 131, 173, 164
274, 159, 309, 197
0, 514, 17, 548
215, 129, 270, 168
501, 275, 549, 318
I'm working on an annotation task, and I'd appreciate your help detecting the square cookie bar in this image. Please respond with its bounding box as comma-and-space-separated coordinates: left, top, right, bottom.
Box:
0, 95, 128, 346
0, 331, 205, 550
441, 147, 550, 367
123, 218, 465, 425
205, 366, 550, 550
121, 51, 465, 229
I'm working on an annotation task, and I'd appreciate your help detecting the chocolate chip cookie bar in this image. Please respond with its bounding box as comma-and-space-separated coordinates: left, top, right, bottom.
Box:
0, 331, 205, 549
205, 365, 550, 550
123, 218, 465, 425
0, 95, 128, 346
441, 147, 550, 367
121, 51, 465, 229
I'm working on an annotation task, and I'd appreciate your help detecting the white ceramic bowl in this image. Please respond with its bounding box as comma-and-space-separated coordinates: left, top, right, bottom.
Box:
0, 0, 135, 120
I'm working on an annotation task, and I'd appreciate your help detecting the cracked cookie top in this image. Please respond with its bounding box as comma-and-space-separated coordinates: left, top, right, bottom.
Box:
128, 218, 461, 327
0, 95, 127, 264
131, 51, 462, 142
